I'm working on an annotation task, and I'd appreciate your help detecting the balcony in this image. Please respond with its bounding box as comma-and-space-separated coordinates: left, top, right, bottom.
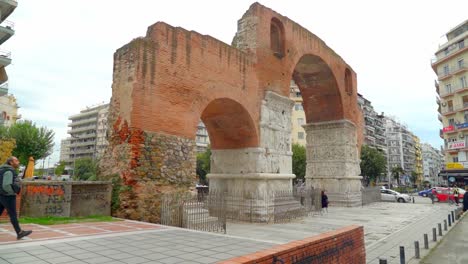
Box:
68, 117, 98, 127
0, 49, 11, 67
432, 39, 467, 68
67, 125, 96, 134
0, 81, 7, 96
0, 0, 17, 23
0, 20, 13, 45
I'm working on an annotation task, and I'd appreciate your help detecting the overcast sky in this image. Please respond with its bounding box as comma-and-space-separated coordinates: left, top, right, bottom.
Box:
4, 0, 468, 166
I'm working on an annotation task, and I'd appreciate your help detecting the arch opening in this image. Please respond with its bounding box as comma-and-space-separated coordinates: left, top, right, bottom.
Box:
291, 54, 344, 123
199, 98, 258, 150
270, 17, 285, 58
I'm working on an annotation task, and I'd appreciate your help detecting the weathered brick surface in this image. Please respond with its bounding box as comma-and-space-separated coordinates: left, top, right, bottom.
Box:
218, 225, 365, 264
102, 2, 363, 221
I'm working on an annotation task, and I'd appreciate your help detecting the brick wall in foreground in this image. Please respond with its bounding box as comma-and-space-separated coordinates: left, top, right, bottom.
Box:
219, 225, 365, 264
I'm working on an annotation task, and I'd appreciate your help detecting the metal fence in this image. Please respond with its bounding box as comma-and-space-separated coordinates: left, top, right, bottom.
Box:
160, 192, 226, 233
160, 188, 321, 232
362, 187, 382, 206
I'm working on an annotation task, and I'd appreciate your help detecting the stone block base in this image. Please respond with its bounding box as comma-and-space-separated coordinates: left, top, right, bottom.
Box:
207, 173, 299, 222
306, 176, 362, 207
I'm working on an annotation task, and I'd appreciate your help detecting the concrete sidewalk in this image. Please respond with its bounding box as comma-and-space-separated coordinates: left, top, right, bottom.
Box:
0, 197, 462, 264
419, 212, 468, 264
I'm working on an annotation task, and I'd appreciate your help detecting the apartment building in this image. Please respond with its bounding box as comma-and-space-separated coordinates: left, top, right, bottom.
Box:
413, 136, 423, 185
385, 117, 416, 183
290, 80, 306, 146
0, 93, 19, 126
59, 138, 70, 163
422, 143, 444, 185
434, 20, 468, 186
63, 103, 109, 167
357, 94, 387, 159
196, 121, 210, 153
0, 0, 17, 126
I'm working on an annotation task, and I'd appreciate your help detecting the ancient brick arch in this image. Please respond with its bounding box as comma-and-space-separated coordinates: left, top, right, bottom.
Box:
103, 2, 363, 221
200, 98, 258, 149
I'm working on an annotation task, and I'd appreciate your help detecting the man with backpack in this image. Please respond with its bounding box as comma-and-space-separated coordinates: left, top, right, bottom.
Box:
0, 156, 32, 240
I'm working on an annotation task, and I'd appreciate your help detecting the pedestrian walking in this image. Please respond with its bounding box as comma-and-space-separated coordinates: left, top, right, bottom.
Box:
429, 188, 436, 204
321, 190, 329, 213
0, 157, 32, 240
453, 186, 460, 206
463, 186, 468, 212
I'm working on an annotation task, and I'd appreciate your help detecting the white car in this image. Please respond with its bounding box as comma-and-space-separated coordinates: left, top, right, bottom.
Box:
380, 189, 412, 203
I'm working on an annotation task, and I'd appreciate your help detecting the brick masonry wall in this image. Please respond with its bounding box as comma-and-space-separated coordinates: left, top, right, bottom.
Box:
219, 225, 365, 264
99, 124, 196, 222
103, 2, 365, 222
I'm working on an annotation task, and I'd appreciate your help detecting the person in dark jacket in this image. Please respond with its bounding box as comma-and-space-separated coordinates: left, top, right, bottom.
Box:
463, 186, 468, 212
0, 157, 32, 240
321, 190, 329, 213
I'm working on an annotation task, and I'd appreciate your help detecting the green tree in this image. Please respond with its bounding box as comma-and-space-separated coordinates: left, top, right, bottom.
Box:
292, 143, 306, 181
74, 158, 97, 181
4, 120, 54, 165
391, 166, 405, 186
54, 161, 66, 176
196, 147, 211, 185
410, 171, 418, 186
360, 145, 387, 185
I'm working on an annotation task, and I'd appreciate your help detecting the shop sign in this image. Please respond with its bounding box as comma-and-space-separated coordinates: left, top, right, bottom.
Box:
457, 122, 468, 129
446, 162, 464, 169
448, 140, 466, 149
443, 125, 455, 133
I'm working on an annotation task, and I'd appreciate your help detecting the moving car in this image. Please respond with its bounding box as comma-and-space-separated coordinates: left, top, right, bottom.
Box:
433, 187, 465, 202
380, 189, 412, 203
418, 188, 434, 197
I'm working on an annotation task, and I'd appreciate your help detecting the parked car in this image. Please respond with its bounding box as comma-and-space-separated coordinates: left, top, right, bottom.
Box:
433, 187, 465, 202
380, 189, 412, 203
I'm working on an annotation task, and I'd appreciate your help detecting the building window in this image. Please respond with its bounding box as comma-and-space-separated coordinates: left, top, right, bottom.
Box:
461, 76, 467, 88
453, 157, 459, 162
444, 65, 450, 75
449, 118, 455, 126
297, 118, 304, 126
464, 111, 468, 123
294, 104, 303, 111
458, 59, 464, 70
298, 132, 304, 139
445, 84, 452, 93
459, 40, 465, 49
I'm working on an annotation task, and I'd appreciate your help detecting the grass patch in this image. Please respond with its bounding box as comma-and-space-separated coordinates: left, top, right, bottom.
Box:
1, 215, 119, 225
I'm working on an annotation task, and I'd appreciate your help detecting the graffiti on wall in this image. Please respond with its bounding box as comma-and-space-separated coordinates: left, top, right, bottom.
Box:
23, 184, 71, 216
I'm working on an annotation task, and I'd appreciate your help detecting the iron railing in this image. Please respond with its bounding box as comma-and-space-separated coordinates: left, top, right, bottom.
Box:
161, 192, 226, 233
160, 188, 322, 232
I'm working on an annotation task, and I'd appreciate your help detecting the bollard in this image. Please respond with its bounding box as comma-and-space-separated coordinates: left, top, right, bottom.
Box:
444, 220, 448, 231
456, 208, 460, 220
432, 228, 437, 242
449, 214, 452, 227
438, 223, 442, 236
379, 258, 388, 264
424, 234, 429, 249
400, 246, 405, 264
414, 241, 420, 259
451, 211, 455, 222
413, 197, 415, 203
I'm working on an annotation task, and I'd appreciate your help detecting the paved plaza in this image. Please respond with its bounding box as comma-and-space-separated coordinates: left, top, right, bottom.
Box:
0, 196, 462, 263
